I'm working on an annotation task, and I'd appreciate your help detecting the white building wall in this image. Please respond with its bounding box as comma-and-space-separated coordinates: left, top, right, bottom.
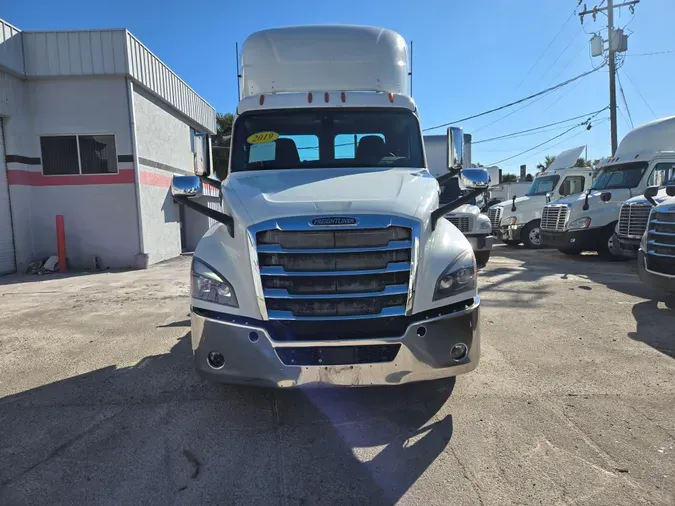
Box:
0, 19, 24, 76
6, 76, 140, 270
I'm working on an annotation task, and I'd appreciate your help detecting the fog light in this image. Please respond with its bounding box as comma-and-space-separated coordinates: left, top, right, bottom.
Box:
570, 238, 576, 243
417, 326, 427, 337
249, 331, 259, 343
450, 343, 468, 361
207, 351, 225, 369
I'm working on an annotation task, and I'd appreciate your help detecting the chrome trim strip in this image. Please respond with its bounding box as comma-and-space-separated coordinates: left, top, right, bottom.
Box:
256, 240, 412, 254
650, 219, 675, 225
267, 305, 407, 321
260, 262, 411, 277
263, 284, 408, 299
246, 228, 269, 320
646, 249, 675, 258
648, 229, 675, 237
647, 239, 675, 249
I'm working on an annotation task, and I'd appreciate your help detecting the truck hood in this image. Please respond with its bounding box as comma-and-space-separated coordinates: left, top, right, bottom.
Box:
491, 195, 545, 213
223, 167, 438, 226
553, 188, 634, 216
654, 196, 675, 211
447, 204, 480, 217
623, 188, 674, 206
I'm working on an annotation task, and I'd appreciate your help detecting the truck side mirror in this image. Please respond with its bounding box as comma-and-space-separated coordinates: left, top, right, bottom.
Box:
600, 192, 612, 202
644, 185, 659, 206
459, 168, 489, 189
171, 175, 203, 198
667, 185, 675, 197
447, 127, 464, 170
546, 191, 553, 203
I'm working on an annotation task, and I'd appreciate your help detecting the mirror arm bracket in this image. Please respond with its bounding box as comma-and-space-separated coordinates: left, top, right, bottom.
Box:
435, 169, 461, 185
173, 195, 234, 238
431, 188, 485, 231
198, 175, 221, 191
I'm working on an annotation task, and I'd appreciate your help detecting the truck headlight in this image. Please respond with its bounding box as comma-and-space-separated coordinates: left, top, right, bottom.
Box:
191, 258, 239, 307
568, 217, 591, 230
479, 221, 491, 230
502, 216, 517, 226
433, 249, 477, 301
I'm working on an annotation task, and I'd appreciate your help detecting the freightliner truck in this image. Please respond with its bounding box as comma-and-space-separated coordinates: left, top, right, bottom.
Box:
169, 25, 489, 387
425, 135, 494, 265
541, 117, 675, 259
638, 183, 675, 294
487, 146, 593, 248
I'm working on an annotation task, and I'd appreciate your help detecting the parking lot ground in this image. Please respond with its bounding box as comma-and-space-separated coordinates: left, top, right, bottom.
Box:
1, 246, 674, 505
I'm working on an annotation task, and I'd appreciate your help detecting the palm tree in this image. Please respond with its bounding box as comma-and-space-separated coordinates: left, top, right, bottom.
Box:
536, 155, 556, 171
212, 113, 234, 180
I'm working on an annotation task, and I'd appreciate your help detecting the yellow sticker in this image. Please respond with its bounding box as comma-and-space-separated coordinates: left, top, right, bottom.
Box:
247, 131, 279, 144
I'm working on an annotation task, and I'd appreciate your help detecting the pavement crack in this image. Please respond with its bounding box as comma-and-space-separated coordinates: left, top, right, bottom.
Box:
0, 408, 123, 490
449, 444, 485, 506
182, 449, 201, 479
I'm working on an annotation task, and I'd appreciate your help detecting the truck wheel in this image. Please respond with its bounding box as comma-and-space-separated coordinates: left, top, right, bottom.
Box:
475, 251, 491, 266
502, 239, 520, 247
597, 227, 628, 261
558, 248, 582, 255
521, 221, 542, 249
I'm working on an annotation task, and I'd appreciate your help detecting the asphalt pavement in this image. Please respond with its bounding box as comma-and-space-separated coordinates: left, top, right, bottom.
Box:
0, 246, 673, 505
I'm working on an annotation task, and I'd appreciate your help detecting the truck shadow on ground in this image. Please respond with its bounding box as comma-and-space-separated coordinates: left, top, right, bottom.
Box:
0, 332, 457, 505
628, 299, 675, 359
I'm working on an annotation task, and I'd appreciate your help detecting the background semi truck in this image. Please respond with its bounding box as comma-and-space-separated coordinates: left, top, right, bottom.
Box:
541, 116, 675, 259
637, 184, 675, 293
169, 25, 489, 388
424, 135, 494, 265
487, 146, 593, 248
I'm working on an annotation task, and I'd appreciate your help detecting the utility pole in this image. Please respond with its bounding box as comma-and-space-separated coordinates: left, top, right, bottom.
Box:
579, 0, 639, 155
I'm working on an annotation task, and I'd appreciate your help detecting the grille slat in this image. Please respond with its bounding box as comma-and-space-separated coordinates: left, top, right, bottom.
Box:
541, 205, 569, 231
255, 224, 414, 322
646, 210, 675, 275
618, 203, 651, 238
487, 207, 503, 229
447, 215, 472, 233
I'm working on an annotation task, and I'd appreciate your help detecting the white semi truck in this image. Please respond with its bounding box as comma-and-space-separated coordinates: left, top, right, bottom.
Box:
424, 135, 494, 265
541, 116, 675, 259
637, 184, 675, 294
169, 25, 489, 388
487, 146, 593, 248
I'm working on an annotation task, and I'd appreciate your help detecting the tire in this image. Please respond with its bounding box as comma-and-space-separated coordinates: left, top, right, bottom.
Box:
521, 220, 543, 249
597, 226, 628, 261
502, 239, 520, 247
475, 250, 491, 266
558, 248, 582, 255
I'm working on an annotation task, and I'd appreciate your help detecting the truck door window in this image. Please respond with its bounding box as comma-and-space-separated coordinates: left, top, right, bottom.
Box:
647, 162, 675, 187
525, 175, 560, 196
559, 175, 585, 196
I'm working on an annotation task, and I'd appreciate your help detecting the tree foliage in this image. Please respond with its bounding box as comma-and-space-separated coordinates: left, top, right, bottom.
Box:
525, 173, 533, 181
574, 158, 592, 167
536, 155, 556, 171
502, 174, 518, 182
212, 113, 234, 180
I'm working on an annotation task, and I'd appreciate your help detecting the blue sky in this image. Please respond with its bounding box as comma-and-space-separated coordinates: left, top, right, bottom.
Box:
5, 0, 674, 174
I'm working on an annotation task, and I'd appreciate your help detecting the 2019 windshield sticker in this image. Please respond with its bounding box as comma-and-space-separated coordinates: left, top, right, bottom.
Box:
247, 131, 279, 144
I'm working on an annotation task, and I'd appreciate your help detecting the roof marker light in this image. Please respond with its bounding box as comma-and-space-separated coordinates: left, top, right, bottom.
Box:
324, 92, 329, 103
341, 92, 346, 103
308, 92, 313, 103
388, 92, 394, 103
259, 95, 264, 106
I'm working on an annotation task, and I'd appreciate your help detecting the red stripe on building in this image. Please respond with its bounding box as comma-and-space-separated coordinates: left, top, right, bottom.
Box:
8, 169, 136, 186
139, 170, 172, 188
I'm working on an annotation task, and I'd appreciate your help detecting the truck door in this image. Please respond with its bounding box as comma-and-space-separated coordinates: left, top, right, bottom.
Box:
558, 174, 587, 199
645, 161, 675, 189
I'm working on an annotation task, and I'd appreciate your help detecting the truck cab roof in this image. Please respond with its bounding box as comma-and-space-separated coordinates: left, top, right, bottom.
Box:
599, 116, 675, 168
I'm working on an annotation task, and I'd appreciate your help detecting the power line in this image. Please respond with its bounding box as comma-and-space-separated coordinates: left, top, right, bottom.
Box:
616, 71, 633, 128
423, 65, 605, 132
486, 110, 606, 165
622, 69, 657, 117
472, 89, 557, 134
474, 108, 608, 144
540, 27, 584, 80
626, 49, 675, 56
514, 6, 578, 90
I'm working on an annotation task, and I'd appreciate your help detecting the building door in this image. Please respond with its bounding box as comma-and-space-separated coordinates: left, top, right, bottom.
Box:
0, 118, 17, 274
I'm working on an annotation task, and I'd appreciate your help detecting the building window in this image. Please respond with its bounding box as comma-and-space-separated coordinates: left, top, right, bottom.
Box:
40, 134, 118, 175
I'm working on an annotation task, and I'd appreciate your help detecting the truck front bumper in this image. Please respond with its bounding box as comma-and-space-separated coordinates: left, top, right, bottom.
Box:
638, 249, 675, 294
541, 228, 601, 250
466, 235, 494, 252
190, 298, 481, 388
613, 234, 641, 258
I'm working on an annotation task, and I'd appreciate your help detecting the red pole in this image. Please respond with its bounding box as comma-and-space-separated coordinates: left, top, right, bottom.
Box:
56, 215, 67, 273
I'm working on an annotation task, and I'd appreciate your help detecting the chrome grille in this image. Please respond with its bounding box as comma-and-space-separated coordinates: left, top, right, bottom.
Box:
618, 203, 651, 239
487, 207, 503, 229
251, 217, 416, 322
541, 205, 569, 231
646, 209, 675, 275
446, 215, 472, 233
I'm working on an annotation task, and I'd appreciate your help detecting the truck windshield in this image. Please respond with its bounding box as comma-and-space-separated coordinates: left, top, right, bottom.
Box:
231, 108, 424, 172
591, 162, 648, 190
526, 175, 560, 196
